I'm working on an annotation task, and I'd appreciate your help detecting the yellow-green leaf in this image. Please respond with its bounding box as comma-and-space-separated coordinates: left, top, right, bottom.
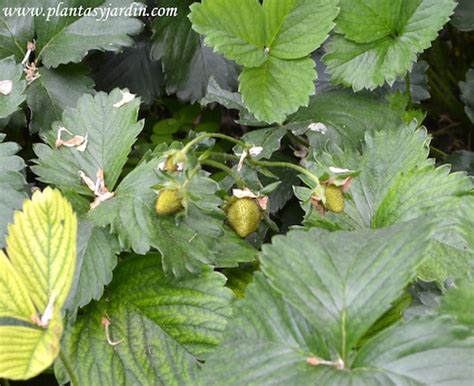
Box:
0, 188, 77, 380
0, 250, 36, 322
6, 187, 77, 311
0, 308, 63, 380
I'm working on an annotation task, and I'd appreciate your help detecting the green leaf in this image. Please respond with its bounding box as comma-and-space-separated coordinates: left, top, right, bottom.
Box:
417, 237, 474, 287
200, 77, 264, 126
0, 56, 26, 119
26, 64, 94, 133
460, 68, 474, 123
373, 165, 472, 228
0, 134, 27, 248
0, 250, 36, 321
91, 41, 163, 105
451, 0, 474, 31
202, 238, 474, 386
0, 0, 143, 66
61, 254, 233, 386
221, 263, 257, 299
439, 279, 474, 331
288, 89, 404, 150
65, 219, 119, 313
0, 188, 77, 380
88, 158, 216, 277
200, 272, 328, 385
234, 127, 287, 160
263, 0, 339, 59
0, 312, 63, 380
34, 0, 143, 68
240, 56, 316, 124
459, 198, 474, 251
189, 0, 267, 68
387, 60, 430, 103
152, 0, 237, 103
32, 89, 143, 195
190, 0, 339, 123
334, 122, 429, 228
6, 188, 77, 311
373, 166, 474, 284
0, 0, 34, 61
89, 155, 253, 278
261, 222, 434, 358
324, 0, 456, 90
213, 229, 257, 268
351, 316, 474, 385
314, 123, 474, 284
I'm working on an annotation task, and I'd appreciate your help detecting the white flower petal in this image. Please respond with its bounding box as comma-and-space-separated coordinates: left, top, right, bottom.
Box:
0, 80, 13, 96
232, 188, 258, 198
308, 122, 327, 134
249, 146, 263, 156
113, 90, 136, 108
237, 150, 248, 172
329, 167, 351, 174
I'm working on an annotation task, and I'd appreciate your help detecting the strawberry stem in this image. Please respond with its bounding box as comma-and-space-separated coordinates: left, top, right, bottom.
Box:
181, 133, 250, 155
249, 159, 320, 187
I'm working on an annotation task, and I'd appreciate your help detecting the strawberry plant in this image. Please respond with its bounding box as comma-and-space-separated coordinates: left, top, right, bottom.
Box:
0, 0, 473, 385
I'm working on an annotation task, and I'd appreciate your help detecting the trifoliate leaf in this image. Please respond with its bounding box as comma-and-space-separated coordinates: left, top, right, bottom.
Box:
0, 56, 26, 119
0, 188, 76, 380
0, 134, 27, 248
190, 0, 339, 124
324, 0, 456, 90
26, 64, 94, 133
460, 68, 474, 123
152, 0, 237, 103
32, 89, 143, 195
240, 56, 316, 124
261, 222, 433, 356
61, 254, 233, 386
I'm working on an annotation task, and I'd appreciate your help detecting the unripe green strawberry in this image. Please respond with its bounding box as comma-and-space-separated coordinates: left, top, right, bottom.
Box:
324, 185, 344, 213
155, 189, 183, 215
227, 198, 261, 238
